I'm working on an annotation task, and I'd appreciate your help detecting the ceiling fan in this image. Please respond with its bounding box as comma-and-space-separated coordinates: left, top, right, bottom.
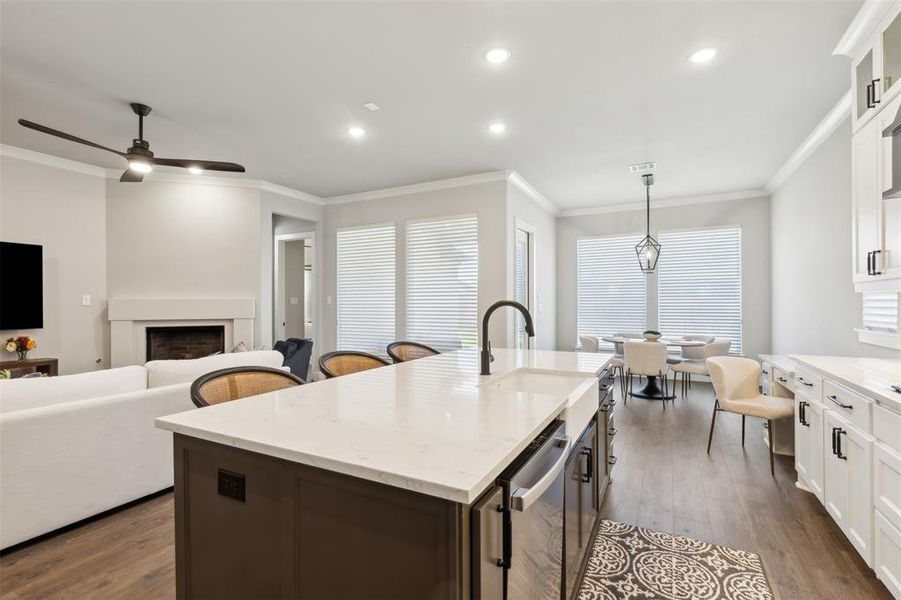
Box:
18, 103, 246, 182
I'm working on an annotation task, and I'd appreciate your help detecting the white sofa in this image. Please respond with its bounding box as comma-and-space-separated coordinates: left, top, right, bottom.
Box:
0, 350, 284, 549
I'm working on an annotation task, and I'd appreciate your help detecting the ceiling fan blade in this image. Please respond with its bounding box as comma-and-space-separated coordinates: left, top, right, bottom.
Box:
119, 169, 144, 183
18, 119, 127, 158
153, 158, 245, 173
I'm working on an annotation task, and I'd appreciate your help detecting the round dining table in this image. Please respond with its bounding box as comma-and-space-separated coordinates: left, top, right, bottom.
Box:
600, 336, 706, 400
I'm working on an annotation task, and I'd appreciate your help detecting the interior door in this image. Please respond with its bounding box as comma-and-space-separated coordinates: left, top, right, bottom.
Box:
853, 117, 881, 280
824, 410, 848, 527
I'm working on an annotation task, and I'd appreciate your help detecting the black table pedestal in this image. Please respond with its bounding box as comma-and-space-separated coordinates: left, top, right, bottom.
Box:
629, 375, 675, 400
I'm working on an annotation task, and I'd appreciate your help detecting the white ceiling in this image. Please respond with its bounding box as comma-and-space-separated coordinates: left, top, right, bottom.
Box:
0, 1, 859, 209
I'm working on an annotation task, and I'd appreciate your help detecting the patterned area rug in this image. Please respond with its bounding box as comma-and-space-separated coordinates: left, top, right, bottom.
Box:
578, 520, 775, 600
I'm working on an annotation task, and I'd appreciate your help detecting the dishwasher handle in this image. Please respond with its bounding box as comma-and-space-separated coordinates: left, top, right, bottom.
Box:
510, 435, 571, 512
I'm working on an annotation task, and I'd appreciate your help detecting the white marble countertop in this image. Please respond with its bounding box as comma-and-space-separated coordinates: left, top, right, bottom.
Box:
790, 355, 901, 407
758, 354, 796, 375
156, 348, 613, 504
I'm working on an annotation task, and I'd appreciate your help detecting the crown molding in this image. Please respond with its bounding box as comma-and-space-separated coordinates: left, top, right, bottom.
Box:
506, 170, 560, 216
0, 143, 324, 205
765, 90, 851, 194
0, 144, 108, 177
323, 171, 509, 205
558, 188, 768, 217
833, 0, 897, 58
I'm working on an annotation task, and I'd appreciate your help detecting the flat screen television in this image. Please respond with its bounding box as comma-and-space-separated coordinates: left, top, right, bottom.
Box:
0, 242, 43, 330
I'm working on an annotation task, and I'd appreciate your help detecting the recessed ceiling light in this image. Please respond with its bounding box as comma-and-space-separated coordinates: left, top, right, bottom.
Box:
689, 47, 717, 64
128, 160, 152, 174
488, 122, 507, 134
363, 102, 380, 112
484, 48, 511, 64
188, 166, 203, 175
348, 126, 366, 138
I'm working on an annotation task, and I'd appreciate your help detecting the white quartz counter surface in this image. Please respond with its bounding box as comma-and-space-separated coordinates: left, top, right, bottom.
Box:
790, 355, 901, 407
156, 349, 613, 504
758, 354, 796, 375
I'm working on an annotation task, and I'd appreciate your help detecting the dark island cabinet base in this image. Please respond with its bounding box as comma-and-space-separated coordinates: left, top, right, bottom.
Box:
173, 434, 470, 599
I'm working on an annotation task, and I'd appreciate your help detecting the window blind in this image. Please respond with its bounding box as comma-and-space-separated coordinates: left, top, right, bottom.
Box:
405, 215, 478, 352
514, 228, 530, 350
862, 291, 899, 333
336, 224, 396, 356
657, 227, 742, 355
577, 235, 647, 349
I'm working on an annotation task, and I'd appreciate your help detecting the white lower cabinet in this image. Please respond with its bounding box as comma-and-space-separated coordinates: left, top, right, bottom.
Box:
795, 394, 824, 501
876, 511, 901, 598
823, 409, 875, 566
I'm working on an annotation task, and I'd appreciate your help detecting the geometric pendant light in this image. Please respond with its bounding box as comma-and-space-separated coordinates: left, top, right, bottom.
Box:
634, 173, 661, 273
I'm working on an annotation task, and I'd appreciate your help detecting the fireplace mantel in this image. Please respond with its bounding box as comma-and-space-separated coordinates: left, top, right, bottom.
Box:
108, 298, 255, 367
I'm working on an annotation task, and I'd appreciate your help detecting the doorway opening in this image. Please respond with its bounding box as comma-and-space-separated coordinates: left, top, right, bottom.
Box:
274, 230, 316, 355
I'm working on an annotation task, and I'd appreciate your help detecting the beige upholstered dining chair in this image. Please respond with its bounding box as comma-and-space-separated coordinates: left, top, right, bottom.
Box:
672, 339, 731, 395
578, 335, 599, 352
190, 366, 304, 407
386, 341, 439, 364
624, 340, 671, 408
319, 351, 390, 378
706, 356, 794, 475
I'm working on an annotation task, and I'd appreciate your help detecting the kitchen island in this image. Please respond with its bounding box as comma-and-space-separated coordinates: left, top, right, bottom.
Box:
156, 348, 614, 600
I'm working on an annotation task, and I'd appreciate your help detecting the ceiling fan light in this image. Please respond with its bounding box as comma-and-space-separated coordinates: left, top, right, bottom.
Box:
188, 166, 203, 175
128, 160, 153, 174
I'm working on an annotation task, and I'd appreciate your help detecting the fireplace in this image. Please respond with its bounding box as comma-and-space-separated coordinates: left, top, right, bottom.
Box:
146, 325, 225, 361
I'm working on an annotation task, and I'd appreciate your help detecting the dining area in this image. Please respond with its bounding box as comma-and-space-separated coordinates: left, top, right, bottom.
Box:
577, 331, 731, 404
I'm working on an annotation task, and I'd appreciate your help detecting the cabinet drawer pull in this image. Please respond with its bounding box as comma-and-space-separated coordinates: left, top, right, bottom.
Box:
608, 427, 617, 436
836, 429, 848, 460
581, 447, 593, 483
868, 251, 873, 275
608, 455, 617, 466
777, 376, 788, 383
832, 427, 839, 455
873, 79, 881, 104
867, 82, 874, 109
874, 250, 883, 275
797, 377, 813, 387
827, 394, 853, 410
799, 401, 809, 427
762, 369, 769, 375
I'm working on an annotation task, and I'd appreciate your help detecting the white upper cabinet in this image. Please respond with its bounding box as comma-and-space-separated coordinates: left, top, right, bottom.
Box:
854, 116, 881, 283
849, 3, 901, 132
882, 10, 901, 103
880, 93, 901, 281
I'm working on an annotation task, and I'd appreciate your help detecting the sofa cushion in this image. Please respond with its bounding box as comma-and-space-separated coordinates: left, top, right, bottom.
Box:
0, 366, 147, 414
145, 350, 285, 389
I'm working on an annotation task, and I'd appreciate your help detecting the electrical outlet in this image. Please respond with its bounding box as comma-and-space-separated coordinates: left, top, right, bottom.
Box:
217, 469, 245, 502
81, 294, 91, 306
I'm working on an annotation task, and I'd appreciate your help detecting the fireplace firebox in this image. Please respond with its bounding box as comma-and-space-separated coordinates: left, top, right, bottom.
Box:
146, 326, 225, 361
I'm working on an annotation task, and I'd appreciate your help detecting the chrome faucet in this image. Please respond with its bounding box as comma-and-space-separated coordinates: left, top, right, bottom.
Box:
480, 300, 535, 376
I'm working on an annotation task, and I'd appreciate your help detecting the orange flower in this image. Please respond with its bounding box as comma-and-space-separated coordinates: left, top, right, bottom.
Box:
26, 340, 37, 350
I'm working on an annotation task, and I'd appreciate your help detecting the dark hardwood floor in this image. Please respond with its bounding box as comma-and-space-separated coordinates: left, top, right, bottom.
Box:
0, 382, 891, 599
602, 381, 892, 600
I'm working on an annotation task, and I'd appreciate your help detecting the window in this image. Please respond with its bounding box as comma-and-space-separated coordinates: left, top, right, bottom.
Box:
336, 224, 396, 356
514, 225, 533, 349
405, 215, 478, 352
577, 234, 647, 349
862, 291, 899, 333
657, 227, 742, 355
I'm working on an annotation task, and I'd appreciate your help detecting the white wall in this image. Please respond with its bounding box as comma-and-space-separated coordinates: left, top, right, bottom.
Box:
0, 156, 108, 374
508, 184, 557, 350
320, 180, 509, 353
556, 196, 772, 358
771, 118, 900, 359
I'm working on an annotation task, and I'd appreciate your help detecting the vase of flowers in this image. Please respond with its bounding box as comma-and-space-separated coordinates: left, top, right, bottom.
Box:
6, 336, 37, 361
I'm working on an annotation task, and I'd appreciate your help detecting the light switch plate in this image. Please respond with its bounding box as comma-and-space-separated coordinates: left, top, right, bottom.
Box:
81, 294, 91, 306
289, 297, 299, 305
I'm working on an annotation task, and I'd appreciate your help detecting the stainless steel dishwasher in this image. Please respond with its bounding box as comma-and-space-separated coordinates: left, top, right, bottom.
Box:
472, 419, 570, 600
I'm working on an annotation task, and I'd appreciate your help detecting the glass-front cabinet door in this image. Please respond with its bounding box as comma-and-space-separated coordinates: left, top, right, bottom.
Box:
856, 49, 876, 121
883, 11, 901, 101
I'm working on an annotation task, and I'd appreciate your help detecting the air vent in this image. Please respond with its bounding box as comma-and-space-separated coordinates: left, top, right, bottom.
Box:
629, 162, 656, 173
